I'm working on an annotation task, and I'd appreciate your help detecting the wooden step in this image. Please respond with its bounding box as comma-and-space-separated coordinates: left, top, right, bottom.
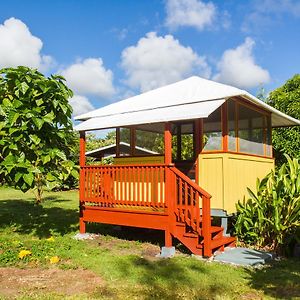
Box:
211, 236, 236, 250
183, 232, 197, 238
210, 226, 223, 234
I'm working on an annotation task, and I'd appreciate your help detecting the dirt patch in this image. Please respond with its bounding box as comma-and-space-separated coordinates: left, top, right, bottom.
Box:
94, 235, 161, 259
0, 267, 103, 299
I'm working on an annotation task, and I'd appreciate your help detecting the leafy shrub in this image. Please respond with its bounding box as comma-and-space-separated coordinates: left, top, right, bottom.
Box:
235, 155, 300, 254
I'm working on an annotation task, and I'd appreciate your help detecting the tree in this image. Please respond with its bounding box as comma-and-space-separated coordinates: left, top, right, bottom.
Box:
0, 66, 78, 203
267, 74, 300, 166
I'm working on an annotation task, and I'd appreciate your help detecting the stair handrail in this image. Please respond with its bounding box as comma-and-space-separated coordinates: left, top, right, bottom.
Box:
167, 165, 212, 256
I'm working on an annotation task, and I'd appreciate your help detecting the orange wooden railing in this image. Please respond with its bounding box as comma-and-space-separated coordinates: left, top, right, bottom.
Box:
80, 164, 212, 255
80, 164, 167, 209
168, 166, 212, 255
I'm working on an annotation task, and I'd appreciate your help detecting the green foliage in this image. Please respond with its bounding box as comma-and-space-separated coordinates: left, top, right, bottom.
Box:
235, 155, 300, 254
86, 131, 116, 152
0, 66, 78, 203
266, 74, 300, 166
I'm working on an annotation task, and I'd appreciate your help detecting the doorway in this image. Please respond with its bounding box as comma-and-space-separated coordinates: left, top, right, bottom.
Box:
172, 121, 197, 181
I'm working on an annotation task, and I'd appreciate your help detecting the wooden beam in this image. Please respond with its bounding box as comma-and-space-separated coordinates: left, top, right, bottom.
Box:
79, 131, 86, 167
176, 124, 181, 161
164, 122, 172, 165
222, 102, 228, 152
79, 131, 86, 233
130, 127, 136, 156
116, 128, 120, 157
194, 119, 202, 184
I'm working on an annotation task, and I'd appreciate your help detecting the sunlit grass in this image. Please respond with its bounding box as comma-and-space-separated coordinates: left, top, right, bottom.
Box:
0, 186, 299, 299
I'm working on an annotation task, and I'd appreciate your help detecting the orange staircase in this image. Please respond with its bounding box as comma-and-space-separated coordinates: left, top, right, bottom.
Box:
167, 166, 235, 257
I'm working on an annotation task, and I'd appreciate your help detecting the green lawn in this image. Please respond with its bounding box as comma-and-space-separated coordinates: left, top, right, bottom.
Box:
0, 186, 299, 299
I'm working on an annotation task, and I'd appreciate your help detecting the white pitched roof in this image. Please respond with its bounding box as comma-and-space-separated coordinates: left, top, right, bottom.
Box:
74, 76, 300, 131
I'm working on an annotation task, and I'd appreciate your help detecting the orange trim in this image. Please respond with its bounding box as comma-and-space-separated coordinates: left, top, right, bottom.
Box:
115, 154, 164, 159
130, 127, 135, 156
222, 102, 228, 152
116, 128, 120, 157
177, 124, 182, 161
235, 101, 239, 152
263, 116, 267, 156
200, 150, 274, 159
79, 131, 86, 167
164, 122, 172, 165
82, 206, 169, 230
82, 163, 168, 168
194, 119, 201, 184
233, 96, 271, 116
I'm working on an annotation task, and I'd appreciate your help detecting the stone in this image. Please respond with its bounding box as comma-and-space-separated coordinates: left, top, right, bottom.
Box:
214, 247, 274, 266
156, 246, 176, 258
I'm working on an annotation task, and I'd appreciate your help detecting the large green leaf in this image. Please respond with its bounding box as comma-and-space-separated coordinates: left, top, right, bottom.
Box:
23, 172, 34, 186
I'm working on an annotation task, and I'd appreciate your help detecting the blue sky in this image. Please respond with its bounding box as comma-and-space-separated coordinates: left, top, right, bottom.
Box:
1, 0, 300, 117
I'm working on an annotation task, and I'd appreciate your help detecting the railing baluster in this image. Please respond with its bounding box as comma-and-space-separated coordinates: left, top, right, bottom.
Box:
137, 166, 140, 206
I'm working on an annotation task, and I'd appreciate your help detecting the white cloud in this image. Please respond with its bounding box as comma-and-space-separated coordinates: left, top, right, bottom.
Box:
69, 95, 94, 117
242, 0, 300, 32
165, 0, 216, 31
0, 17, 53, 71
61, 58, 115, 98
213, 37, 270, 89
121, 32, 211, 92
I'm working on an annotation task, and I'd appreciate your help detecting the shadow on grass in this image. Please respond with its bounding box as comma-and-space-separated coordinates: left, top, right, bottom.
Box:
95, 256, 230, 300
246, 259, 300, 299
0, 198, 79, 238
88, 223, 194, 255
88, 222, 165, 246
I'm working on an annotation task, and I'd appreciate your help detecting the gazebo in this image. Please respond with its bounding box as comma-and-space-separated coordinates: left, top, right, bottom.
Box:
75, 76, 300, 257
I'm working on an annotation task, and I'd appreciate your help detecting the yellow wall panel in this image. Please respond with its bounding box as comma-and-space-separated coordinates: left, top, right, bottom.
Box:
198, 155, 224, 209
199, 153, 274, 213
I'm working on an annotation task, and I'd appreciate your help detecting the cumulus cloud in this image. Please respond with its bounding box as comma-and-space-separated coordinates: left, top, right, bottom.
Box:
165, 0, 216, 31
61, 58, 115, 98
0, 17, 53, 70
213, 37, 270, 89
121, 32, 211, 92
69, 95, 94, 117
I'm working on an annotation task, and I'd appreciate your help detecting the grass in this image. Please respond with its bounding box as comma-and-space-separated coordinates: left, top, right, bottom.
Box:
0, 186, 300, 299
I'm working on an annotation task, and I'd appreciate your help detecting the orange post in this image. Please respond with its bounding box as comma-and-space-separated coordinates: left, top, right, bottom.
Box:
79, 131, 86, 233
116, 128, 120, 157
222, 102, 228, 152
79, 131, 86, 167
202, 195, 212, 257
194, 119, 202, 185
165, 167, 175, 247
164, 122, 172, 165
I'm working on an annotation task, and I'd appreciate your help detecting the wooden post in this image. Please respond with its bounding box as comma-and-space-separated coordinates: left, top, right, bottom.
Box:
79, 131, 86, 167
165, 167, 174, 248
79, 131, 86, 234
116, 128, 120, 157
222, 102, 228, 152
164, 123, 173, 247
202, 195, 212, 257
130, 127, 135, 156
194, 119, 202, 185
164, 122, 172, 165
165, 229, 173, 247
176, 124, 181, 161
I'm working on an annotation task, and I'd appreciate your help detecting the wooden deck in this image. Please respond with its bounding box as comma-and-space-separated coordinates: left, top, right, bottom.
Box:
79, 164, 235, 257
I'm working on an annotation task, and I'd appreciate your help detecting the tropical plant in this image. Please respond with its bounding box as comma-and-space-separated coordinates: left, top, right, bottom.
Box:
266, 74, 300, 166
0, 66, 78, 203
235, 155, 300, 254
